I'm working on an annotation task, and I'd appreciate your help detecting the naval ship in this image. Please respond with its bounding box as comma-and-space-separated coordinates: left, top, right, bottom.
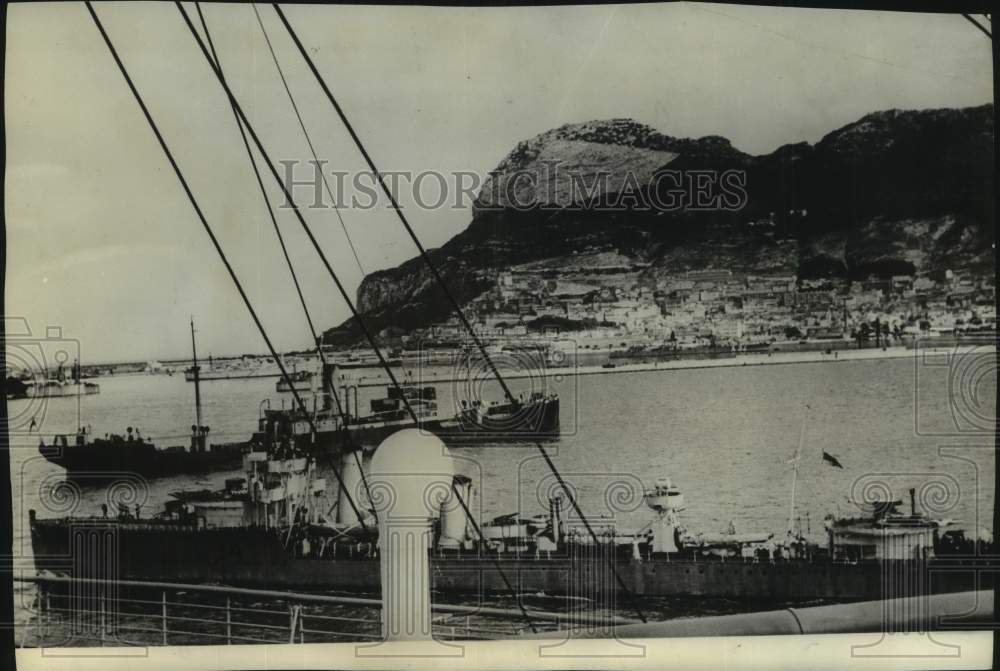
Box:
23, 359, 100, 399
29, 414, 987, 601
267, 361, 560, 452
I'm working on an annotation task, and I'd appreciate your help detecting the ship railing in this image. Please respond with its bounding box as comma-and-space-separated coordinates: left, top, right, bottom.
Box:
14, 574, 589, 648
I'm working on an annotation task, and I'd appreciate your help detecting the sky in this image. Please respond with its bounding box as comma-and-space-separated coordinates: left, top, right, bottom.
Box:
4, 2, 994, 364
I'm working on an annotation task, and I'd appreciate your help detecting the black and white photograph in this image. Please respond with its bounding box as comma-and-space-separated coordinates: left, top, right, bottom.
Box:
3, 2, 997, 669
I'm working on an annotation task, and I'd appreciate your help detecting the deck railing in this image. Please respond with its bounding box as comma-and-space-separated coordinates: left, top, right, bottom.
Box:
14, 574, 615, 648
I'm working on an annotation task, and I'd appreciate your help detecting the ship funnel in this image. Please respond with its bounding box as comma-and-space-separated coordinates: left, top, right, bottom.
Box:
549, 493, 563, 545
320, 362, 341, 412
368, 429, 454, 645
438, 474, 474, 549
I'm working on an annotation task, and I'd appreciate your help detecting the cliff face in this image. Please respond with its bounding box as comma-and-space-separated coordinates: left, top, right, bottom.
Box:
327, 105, 994, 344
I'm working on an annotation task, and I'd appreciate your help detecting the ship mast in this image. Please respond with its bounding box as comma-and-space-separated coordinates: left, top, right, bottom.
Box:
787, 403, 809, 536
190, 317, 203, 431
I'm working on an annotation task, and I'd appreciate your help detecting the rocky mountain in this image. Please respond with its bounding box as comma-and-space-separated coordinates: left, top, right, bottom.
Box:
324, 104, 994, 344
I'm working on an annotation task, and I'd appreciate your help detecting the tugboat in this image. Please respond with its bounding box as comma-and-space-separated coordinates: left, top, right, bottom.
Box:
28, 420, 989, 599
37, 425, 244, 481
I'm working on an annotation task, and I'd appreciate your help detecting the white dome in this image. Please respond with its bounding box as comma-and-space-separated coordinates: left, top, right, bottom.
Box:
370, 429, 455, 520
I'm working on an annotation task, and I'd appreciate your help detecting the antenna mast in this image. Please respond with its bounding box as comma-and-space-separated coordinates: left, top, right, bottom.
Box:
787, 403, 809, 536
190, 316, 203, 431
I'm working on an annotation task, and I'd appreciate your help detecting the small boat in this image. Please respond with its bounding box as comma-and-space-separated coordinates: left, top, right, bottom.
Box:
25, 358, 100, 398
38, 426, 244, 481
331, 353, 403, 370
40, 318, 245, 481
184, 360, 282, 381
25, 379, 100, 398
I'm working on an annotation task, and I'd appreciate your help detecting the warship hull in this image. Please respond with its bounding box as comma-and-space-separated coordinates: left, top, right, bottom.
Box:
29, 519, 979, 600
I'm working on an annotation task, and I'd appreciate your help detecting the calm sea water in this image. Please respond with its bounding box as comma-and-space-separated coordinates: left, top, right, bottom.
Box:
9, 351, 996, 632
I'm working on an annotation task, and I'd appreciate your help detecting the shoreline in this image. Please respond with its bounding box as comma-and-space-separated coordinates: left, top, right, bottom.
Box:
341, 343, 996, 388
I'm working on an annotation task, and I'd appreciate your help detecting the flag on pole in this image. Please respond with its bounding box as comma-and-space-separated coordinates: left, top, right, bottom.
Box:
822, 451, 844, 469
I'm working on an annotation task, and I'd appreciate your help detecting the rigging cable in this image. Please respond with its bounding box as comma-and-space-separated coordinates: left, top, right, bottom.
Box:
251, 3, 366, 279
193, 1, 379, 527
173, 1, 409, 422
83, 0, 372, 536
174, 1, 537, 632
271, 2, 646, 623
191, 2, 320, 363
